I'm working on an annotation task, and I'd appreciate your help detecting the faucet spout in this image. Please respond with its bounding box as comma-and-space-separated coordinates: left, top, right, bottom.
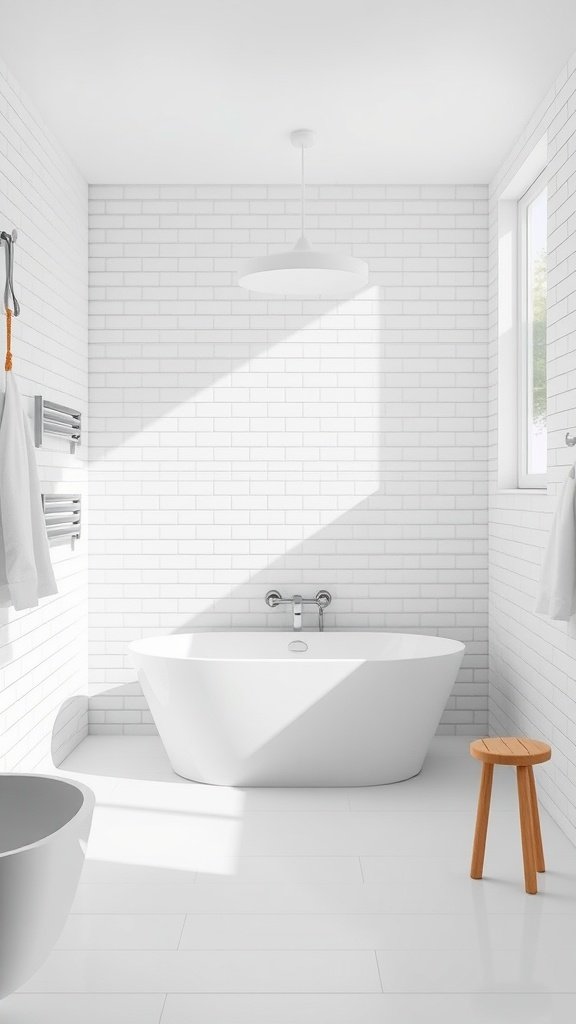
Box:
265, 589, 331, 631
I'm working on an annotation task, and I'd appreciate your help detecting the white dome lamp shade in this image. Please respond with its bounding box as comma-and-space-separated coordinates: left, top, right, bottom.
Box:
238, 130, 369, 297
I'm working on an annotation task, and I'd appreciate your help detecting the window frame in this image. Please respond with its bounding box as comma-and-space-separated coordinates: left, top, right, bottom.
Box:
516, 167, 548, 490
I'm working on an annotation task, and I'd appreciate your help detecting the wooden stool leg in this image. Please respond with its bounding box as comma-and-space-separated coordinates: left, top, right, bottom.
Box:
517, 766, 537, 894
471, 762, 493, 879
527, 766, 545, 872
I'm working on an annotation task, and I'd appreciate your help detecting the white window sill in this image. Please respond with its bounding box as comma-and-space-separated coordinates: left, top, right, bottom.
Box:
497, 487, 547, 495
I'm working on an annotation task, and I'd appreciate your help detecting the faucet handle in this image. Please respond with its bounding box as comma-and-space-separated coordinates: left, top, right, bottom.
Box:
265, 590, 282, 607
315, 590, 331, 608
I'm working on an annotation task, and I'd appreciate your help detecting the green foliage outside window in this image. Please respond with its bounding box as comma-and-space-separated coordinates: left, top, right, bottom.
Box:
532, 251, 547, 425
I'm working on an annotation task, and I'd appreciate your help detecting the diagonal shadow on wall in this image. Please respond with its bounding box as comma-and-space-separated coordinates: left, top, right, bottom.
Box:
86, 269, 486, 735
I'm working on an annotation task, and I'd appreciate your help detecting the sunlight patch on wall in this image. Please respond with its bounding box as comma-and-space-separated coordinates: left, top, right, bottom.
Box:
90, 286, 382, 626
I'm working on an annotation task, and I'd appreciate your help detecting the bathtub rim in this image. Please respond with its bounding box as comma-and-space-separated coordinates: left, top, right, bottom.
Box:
130, 630, 466, 664
0, 773, 95, 860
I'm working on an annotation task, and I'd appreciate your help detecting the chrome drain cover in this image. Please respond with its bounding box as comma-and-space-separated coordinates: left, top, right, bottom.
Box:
288, 640, 308, 652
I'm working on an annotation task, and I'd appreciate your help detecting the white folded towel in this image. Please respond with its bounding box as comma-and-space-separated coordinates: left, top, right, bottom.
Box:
535, 465, 576, 621
0, 372, 57, 610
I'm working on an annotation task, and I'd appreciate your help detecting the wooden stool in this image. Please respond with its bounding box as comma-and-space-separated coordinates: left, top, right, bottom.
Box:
470, 737, 551, 894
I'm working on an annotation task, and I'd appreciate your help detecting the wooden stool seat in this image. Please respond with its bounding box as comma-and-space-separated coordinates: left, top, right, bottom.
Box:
470, 737, 551, 766
470, 736, 551, 895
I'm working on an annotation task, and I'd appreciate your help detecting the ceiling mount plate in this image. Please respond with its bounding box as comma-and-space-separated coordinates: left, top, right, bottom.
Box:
290, 129, 315, 149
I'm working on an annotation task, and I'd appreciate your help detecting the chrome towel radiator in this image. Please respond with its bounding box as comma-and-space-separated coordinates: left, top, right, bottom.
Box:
35, 396, 81, 454
41, 494, 81, 549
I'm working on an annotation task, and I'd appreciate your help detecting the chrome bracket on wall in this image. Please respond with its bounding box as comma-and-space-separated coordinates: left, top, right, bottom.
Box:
41, 494, 81, 550
0, 229, 20, 316
35, 396, 82, 453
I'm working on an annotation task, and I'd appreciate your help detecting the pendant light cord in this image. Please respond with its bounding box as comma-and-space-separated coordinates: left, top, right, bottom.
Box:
300, 143, 305, 238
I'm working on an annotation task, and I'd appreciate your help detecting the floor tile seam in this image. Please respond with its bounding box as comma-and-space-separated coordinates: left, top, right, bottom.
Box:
157, 992, 168, 1024
52, 947, 558, 954
86, 854, 504, 862
23, 987, 174, 998
62, 913, 565, 921
63, 910, 570, 917
28, 986, 566, 994
23, 987, 386, 994
373, 949, 385, 993
176, 914, 187, 951
17, 990, 171, 996
57, 944, 512, 951
189, 855, 366, 859
80, 880, 544, 889
154, 992, 576, 1000
57, 946, 184, 951
8, 991, 570, 998
223, 809, 524, 814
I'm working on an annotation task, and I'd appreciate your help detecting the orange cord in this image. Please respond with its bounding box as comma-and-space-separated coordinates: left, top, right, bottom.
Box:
4, 308, 12, 371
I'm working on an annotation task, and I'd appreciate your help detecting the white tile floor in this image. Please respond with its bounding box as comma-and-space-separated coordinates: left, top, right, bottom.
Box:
2, 736, 576, 1022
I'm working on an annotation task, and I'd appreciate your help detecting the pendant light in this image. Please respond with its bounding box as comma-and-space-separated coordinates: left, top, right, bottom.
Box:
238, 130, 369, 296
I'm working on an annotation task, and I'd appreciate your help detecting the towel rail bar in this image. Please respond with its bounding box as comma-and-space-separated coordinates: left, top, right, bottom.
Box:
35, 396, 81, 453
41, 494, 81, 550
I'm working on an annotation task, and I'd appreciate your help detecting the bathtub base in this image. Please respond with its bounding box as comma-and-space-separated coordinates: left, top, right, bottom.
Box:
170, 763, 425, 788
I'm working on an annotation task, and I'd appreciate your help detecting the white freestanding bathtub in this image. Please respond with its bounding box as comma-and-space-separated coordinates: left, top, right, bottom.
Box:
0, 774, 94, 998
130, 631, 465, 786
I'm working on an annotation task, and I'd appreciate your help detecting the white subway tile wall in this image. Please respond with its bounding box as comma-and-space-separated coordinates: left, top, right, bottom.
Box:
0, 60, 88, 770
88, 184, 488, 734
489, 54, 576, 843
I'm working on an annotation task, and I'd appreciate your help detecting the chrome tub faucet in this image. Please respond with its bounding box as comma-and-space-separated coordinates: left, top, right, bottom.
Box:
265, 590, 332, 631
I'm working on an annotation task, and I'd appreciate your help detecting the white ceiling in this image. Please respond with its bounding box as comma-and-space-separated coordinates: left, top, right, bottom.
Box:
0, 0, 576, 184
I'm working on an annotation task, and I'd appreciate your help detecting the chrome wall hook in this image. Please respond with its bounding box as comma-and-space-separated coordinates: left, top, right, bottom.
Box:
0, 229, 20, 316
566, 431, 576, 447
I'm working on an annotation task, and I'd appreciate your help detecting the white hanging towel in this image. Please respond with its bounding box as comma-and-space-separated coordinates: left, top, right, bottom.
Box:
535, 465, 576, 621
0, 372, 57, 610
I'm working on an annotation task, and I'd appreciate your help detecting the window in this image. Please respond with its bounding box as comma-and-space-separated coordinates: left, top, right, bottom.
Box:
517, 170, 547, 488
